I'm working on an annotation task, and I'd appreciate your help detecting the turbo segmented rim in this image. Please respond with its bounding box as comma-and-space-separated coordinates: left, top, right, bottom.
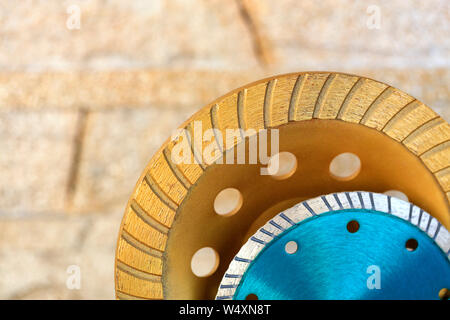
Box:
216, 191, 450, 300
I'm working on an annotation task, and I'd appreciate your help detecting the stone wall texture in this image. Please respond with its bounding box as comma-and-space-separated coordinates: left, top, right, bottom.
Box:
0, 0, 448, 299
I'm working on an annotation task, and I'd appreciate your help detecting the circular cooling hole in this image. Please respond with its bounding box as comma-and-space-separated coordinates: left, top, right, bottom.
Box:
329, 152, 361, 181
285, 241, 298, 254
347, 220, 360, 233
214, 188, 243, 217
190, 247, 220, 277
384, 190, 408, 202
267, 152, 297, 180
245, 293, 259, 300
405, 238, 418, 252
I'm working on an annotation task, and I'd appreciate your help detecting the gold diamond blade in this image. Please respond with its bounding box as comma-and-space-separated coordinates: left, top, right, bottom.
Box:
114, 72, 450, 300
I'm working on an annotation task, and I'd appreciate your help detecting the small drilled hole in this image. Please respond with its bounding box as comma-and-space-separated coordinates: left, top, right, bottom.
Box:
405, 239, 418, 252
439, 288, 449, 300
190, 247, 220, 277
214, 188, 243, 216
267, 152, 297, 180
384, 190, 408, 202
245, 293, 258, 300
285, 240, 298, 254
347, 220, 360, 233
329, 152, 361, 181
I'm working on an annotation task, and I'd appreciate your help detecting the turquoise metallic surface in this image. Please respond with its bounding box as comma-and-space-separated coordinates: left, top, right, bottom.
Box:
234, 210, 450, 300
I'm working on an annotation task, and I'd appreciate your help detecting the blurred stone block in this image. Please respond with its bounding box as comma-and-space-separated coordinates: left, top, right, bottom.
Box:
0, 71, 261, 111
0, 242, 115, 299
72, 107, 196, 211
0, 111, 78, 216
0, 210, 122, 299
244, 0, 449, 71
0, 0, 257, 71
0, 216, 86, 251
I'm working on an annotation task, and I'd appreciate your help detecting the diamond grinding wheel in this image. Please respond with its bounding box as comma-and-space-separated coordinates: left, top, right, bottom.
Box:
114, 72, 450, 300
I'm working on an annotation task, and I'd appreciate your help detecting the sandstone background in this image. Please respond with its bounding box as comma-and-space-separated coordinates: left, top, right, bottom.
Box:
0, 0, 448, 299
